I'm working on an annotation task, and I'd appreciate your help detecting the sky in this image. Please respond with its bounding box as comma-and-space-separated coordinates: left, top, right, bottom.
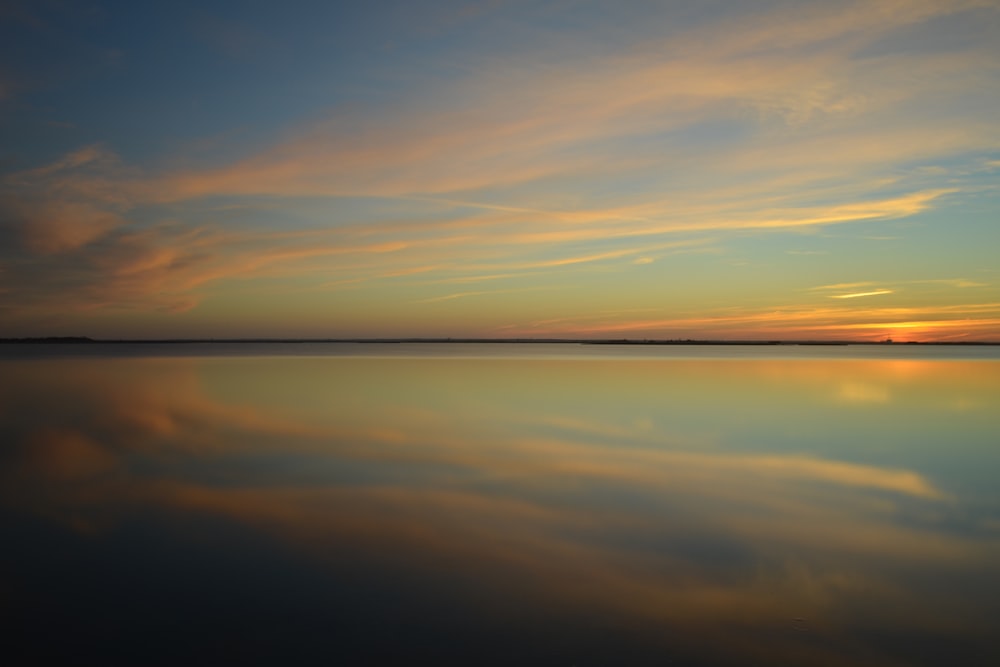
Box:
1, 0, 999, 341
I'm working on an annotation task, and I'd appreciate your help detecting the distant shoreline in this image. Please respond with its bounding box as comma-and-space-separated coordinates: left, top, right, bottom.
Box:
2, 337, 998, 346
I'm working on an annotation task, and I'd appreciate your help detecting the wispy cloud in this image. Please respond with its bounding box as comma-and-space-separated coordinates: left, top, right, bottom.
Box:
503, 301, 1000, 341
829, 290, 893, 299
412, 286, 552, 304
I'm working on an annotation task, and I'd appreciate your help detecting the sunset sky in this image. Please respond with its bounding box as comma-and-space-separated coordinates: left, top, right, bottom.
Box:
2, 0, 999, 341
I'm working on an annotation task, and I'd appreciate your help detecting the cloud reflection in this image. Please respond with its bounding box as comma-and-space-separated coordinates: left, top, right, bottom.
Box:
2, 354, 999, 665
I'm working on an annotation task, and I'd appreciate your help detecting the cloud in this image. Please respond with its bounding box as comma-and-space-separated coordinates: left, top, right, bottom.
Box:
412, 286, 551, 304
830, 290, 894, 299
911, 278, 989, 289
0, 145, 132, 256
16, 144, 109, 178
504, 301, 1000, 341
89, 1, 989, 212
2, 199, 125, 255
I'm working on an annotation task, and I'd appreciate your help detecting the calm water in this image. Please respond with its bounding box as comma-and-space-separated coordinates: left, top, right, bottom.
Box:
2, 344, 999, 666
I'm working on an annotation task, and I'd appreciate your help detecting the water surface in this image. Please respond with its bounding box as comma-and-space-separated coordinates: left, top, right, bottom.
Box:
2, 344, 998, 665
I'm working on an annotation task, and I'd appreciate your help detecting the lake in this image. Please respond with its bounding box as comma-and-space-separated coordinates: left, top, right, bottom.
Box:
2, 343, 998, 665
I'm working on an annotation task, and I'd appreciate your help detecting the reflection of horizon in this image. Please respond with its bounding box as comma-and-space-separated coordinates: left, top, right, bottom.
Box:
2, 355, 999, 666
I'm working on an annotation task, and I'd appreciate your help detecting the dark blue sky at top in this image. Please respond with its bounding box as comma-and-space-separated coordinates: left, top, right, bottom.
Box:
0, 0, 766, 170
4, 1, 402, 166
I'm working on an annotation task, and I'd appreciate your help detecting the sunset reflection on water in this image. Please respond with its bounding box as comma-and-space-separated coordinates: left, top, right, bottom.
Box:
2, 347, 999, 666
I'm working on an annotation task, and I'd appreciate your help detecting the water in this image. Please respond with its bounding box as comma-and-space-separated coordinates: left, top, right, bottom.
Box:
2, 343, 999, 665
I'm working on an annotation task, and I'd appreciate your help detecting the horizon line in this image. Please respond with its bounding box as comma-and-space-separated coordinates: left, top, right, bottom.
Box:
3, 336, 1000, 346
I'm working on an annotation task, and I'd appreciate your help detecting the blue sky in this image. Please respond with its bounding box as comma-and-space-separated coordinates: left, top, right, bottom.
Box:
2, 0, 999, 339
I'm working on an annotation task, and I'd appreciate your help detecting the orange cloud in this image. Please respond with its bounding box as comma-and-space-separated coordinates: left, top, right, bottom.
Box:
830, 290, 894, 299
504, 301, 1000, 341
